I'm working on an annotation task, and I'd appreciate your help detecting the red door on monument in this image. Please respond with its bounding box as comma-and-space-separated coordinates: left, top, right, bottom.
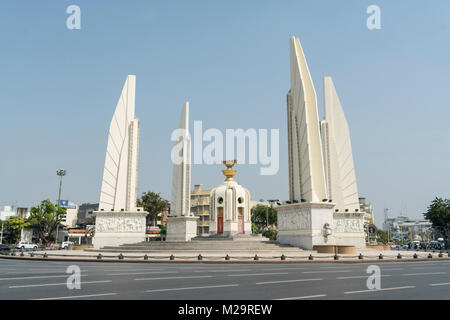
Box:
238, 207, 244, 234
217, 208, 224, 234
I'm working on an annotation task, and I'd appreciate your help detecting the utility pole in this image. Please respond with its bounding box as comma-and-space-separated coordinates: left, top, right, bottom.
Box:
0, 223, 3, 244
384, 208, 390, 242
56, 169, 67, 245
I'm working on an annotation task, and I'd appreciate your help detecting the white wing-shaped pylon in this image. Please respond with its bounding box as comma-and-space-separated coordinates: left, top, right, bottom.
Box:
99, 75, 140, 212
170, 102, 191, 216
287, 37, 328, 203
321, 77, 359, 212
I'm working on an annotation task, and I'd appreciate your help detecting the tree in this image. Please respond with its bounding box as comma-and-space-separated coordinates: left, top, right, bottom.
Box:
137, 191, 169, 226
424, 197, 450, 242
376, 230, 389, 244
3, 217, 31, 244
251, 204, 277, 232
28, 199, 66, 245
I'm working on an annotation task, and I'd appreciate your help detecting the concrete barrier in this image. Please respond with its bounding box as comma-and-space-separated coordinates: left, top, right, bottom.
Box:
337, 246, 356, 254
313, 245, 356, 254
313, 245, 335, 254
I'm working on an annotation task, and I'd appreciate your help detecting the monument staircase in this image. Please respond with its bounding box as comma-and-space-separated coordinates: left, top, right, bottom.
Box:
92, 235, 306, 254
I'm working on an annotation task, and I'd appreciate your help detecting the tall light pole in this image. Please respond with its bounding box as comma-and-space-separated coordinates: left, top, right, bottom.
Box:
56, 169, 67, 244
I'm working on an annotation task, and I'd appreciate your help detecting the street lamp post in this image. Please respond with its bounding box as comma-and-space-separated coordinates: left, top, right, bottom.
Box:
56, 169, 67, 244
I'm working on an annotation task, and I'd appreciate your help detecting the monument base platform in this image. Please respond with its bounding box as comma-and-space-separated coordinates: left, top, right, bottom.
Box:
276, 202, 365, 250
166, 216, 199, 242
92, 210, 147, 249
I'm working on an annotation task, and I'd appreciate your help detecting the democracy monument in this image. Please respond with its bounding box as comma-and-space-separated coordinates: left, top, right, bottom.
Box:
92, 36, 365, 252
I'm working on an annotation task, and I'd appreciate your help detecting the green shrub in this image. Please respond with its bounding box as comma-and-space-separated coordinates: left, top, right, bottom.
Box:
262, 229, 277, 240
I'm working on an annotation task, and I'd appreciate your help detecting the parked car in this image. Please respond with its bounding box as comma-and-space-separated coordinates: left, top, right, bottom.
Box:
60, 241, 74, 250
15, 241, 38, 250
0, 244, 11, 252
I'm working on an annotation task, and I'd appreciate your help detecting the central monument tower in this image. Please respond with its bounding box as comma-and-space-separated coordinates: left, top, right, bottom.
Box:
209, 161, 252, 237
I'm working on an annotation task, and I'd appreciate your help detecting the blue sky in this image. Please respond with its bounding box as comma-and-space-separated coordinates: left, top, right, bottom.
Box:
1, 0, 449, 226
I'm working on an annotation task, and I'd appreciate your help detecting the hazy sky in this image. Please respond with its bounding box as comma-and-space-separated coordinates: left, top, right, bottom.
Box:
1, 0, 449, 226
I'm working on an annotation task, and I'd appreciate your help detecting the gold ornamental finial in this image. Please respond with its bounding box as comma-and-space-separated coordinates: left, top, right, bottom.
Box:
222, 160, 237, 182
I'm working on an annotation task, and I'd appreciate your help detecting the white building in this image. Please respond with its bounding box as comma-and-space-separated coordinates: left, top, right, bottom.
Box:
0, 206, 17, 221
0, 206, 30, 221
59, 201, 79, 228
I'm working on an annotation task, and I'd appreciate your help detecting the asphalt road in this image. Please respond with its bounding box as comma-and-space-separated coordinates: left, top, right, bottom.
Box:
0, 259, 449, 300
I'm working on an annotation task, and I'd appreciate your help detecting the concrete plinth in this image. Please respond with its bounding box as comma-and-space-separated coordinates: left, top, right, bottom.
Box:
276, 202, 335, 250
166, 216, 199, 242
92, 211, 147, 249
276, 202, 365, 250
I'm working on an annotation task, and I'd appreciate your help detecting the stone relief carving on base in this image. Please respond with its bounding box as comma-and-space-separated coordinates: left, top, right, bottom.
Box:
333, 216, 364, 233
277, 208, 311, 231
96, 215, 146, 233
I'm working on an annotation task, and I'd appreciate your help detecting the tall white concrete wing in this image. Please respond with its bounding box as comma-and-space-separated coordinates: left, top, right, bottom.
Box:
322, 77, 359, 212
170, 102, 191, 216
287, 37, 328, 203
99, 75, 139, 212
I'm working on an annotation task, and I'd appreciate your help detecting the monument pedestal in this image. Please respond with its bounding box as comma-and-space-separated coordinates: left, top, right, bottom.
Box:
276, 202, 335, 250
92, 211, 147, 249
166, 216, 199, 242
332, 212, 366, 249
276, 202, 366, 250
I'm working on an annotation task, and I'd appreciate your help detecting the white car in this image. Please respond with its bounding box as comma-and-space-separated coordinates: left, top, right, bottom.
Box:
60, 241, 74, 249
15, 241, 38, 250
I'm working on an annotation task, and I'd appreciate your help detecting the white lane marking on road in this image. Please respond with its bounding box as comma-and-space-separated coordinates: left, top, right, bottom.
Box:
336, 275, 392, 280
319, 266, 356, 269
256, 278, 323, 285
145, 284, 239, 293
135, 275, 212, 281
403, 272, 446, 276
380, 268, 403, 271
106, 269, 166, 272
9, 280, 112, 289
194, 269, 253, 273
430, 282, 450, 286
227, 273, 289, 277
33, 293, 118, 300
303, 270, 353, 274
0, 274, 88, 281
262, 268, 308, 271
344, 286, 415, 294
275, 294, 326, 300
107, 271, 178, 276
